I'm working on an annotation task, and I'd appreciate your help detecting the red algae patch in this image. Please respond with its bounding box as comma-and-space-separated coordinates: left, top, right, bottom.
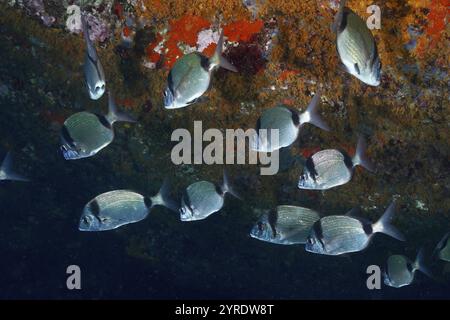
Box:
416, 0, 449, 56
144, 16, 266, 69
223, 20, 264, 42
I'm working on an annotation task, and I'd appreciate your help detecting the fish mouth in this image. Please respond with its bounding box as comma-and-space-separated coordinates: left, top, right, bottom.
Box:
251, 134, 274, 152
163, 87, 175, 109
89, 81, 106, 100
249, 230, 260, 240
179, 206, 193, 221
60, 145, 80, 160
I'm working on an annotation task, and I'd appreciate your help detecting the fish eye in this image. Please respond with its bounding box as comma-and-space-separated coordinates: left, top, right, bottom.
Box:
307, 237, 314, 245
257, 222, 265, 232
82, 216, 90, 225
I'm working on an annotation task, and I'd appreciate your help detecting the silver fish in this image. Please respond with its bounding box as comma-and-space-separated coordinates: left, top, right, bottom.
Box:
79, 180, 178, 231
384, 248, 432, 288
0, 152, 29, 182
60, 91, 136, 160
180, 170, 240, 221
298, 136, 374, 190
251, 91, 330, 152
332, 0, 381, 86
434, 232, 450, 262
81, 13, 106, 100
164, 30, 237, 109
250, 205, 320, 245
305, 202, 405, 256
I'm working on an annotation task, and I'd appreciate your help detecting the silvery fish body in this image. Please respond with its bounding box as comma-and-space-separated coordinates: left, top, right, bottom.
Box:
298, 149, 353, 190
298, 137, 374, 190
61, 111, 113, 160
79, 180, 177, 231
180, 181, 224, 221
305, 202, 405, 256
384, 249, 431, 288
333, 0, 381, 86
251, 92, 330, 152
0, 152, 29, 182
164, 53, 211, 109
60, 92, 135, 160
80, 190, 148, 231
435, 232, 450, 262
306, 215, 371, 255
250, 205, 320, 245
179, 171, 239, 222
383, 255, 415, 288
164, 30, 237, 109
81, 13, 105, 100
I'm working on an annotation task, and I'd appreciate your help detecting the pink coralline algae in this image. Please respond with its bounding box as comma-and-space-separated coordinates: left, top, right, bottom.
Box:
84, 13, 111, 43
23, 0, 55, 27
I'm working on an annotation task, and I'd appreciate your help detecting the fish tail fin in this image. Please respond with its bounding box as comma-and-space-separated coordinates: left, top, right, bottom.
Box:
80, 12, 97, 60
150, 179, 179, 212
352, 136, 375, 172
106, 91, 137, 125
210, 30, 238, 72
372, 201, 405, 241
332, 0, 347, 33
302, 90, 330, 131
221, 169, 241, 200
0, 152, 29, 182
433, 232, 450, 258
413, 247, 433, 278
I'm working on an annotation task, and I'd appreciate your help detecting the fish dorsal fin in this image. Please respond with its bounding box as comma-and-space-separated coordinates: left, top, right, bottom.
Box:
345, 207, 361, 218
209, 30, 238, 72
344, 209, 373, 233
332, 0, 348, 33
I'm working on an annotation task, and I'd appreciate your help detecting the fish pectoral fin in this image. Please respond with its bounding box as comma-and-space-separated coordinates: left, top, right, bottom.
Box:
354, 63, 361, 75
186, 96, 209, 106
337, 63, 350, 75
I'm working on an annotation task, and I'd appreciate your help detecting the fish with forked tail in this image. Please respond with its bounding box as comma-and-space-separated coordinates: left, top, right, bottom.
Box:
164, 30, 238, 109
298, 136, 374, 190
60, 91, 136, 160
384, 248, 432, 288
79, 180, 178, 231
180, 170, 240, 222
305, 201, 405, 256
251, 91, 330, 152
81, 13, 106, 100
332, 0, 382, 86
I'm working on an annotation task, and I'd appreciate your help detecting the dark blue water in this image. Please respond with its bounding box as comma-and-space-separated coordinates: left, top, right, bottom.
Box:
1, 2, 449, 300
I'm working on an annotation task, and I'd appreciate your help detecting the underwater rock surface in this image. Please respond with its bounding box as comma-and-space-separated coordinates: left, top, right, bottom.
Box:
0, 0, 449, 298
